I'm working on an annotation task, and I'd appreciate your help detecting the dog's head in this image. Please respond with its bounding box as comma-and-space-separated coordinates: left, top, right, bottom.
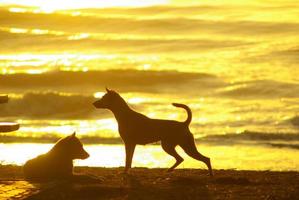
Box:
53, 132, 89, 160
93, 88, 122, 109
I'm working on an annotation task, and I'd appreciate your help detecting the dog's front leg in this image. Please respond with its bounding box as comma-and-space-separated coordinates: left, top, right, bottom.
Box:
124, 142, 136, 173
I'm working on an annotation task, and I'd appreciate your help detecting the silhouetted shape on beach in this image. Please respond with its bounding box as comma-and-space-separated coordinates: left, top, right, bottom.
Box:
93, 88, 213, 176
23, 132, 89, 180
0, 95, 19, 132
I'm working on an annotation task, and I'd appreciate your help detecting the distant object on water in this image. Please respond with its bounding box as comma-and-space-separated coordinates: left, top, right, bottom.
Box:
0, 95, 19, 132
0, 122, 20, 132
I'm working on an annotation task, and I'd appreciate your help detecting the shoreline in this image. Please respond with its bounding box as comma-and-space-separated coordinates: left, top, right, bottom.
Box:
1, 143, 298, 171
0, 165, 298, 199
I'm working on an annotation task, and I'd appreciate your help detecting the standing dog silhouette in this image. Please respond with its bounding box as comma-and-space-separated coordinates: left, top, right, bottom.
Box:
23, 132, 89, 179
93, 88, 213, 176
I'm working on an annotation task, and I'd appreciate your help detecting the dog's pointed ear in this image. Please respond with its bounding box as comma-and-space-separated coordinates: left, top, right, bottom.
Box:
106, 87, 111, 93
71, 132, 76, 137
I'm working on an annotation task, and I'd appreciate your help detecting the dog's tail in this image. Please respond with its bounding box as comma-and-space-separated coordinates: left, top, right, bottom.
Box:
172, 103, 192, 125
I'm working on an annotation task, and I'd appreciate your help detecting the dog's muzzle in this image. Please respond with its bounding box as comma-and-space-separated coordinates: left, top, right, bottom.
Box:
93, 101, 101, 108
81, 151, 90, 159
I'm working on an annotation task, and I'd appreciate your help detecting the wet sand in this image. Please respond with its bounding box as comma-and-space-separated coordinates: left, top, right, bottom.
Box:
0, 165, 298, 200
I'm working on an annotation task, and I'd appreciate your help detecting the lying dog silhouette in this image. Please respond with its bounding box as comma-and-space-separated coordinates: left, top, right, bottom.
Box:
23, 132, 89, 180
93, 88, 213, 176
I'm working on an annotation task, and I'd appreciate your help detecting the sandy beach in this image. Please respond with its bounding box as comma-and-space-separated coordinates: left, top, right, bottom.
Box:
0, 165, 298, 200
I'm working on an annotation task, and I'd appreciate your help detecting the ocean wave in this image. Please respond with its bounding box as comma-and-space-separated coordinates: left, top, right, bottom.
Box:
219, 80, 299, 98
202, 130, 299, 142
267, 143, 299, 150
2, 71, 298, 99
0, 70, 223, 93
2, 8, 299, 36
201, 131, 299, 150
289, 116, 299, 127
2, 130, 299, 143
0, 30, 251, 54
0, 70, 223, 119
0, 92, 98, 119
251, 46, 299, 64
0, 135, 122, 144
1, 4, 299, 56
1, 130, 299, 150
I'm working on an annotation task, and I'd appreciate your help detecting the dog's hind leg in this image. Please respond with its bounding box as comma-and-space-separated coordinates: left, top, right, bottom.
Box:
161, 141, 183, 172
124, 143, 136, 173
180, 135, 213, 177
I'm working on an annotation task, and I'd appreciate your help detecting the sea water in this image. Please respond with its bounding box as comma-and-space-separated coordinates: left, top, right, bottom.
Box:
0, 0, 299, 170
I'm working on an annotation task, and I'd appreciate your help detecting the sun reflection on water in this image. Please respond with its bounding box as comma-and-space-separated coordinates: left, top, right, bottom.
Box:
8, 7, 27, 13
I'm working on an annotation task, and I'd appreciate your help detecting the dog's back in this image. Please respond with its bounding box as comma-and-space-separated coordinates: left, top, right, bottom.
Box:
23, 133, 89, 180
